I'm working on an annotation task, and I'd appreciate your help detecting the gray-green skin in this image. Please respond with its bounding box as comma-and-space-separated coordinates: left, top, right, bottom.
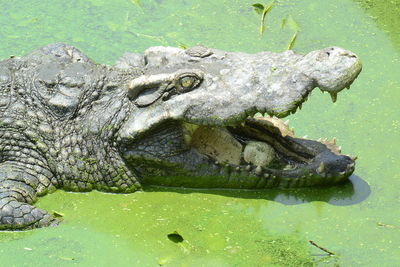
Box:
0, 43, 362, 230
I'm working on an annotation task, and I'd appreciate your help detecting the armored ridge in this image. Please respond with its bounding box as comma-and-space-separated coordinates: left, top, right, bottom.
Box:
0, 43, 361, 230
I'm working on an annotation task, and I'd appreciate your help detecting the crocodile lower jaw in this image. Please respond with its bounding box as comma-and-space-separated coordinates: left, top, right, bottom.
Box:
186, 116, 356, 188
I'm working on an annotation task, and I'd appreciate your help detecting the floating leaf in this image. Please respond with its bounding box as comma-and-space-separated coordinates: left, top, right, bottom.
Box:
287, 32, 297, 50
252, 3, 265, 15
52, 211, 64, 217
261, 4, 273, 35
177, 42, 188, 49
167, 231, 184, 243
59, 256, 75, 261
158, 257, 171, 266
281, 18, 287, 29
253, 1, 275, 35
285, 15, 300, 32
130, 0, 141, 7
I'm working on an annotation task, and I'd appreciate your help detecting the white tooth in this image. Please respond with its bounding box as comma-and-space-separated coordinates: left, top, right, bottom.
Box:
316, 162, 325, 174
235, 166, 240, 171
317, 138, 322, 142
332, 138, 336, 144
255, 166, 262, 175
338, 146, 342, 152
330, 92, 337, 103
284, 119, 290, 125
339, 171, 346, 175
302, 135, 308, 139
245, 165, 251, 171
351, 156, 358, 161
264, 173, 270, 178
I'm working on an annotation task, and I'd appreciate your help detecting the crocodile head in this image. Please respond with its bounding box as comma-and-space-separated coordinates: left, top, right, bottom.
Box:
117, 45, 362, 189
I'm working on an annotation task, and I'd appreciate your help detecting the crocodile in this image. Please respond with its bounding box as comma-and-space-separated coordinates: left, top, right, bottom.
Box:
0, 43, 361, 230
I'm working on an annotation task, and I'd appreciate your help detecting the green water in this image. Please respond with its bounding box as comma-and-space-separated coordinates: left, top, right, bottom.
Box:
0, 0, 399, 266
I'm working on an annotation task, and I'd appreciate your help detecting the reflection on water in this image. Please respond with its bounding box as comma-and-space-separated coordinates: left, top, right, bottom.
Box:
145, 174, 371, 206
274, 175, 371, 206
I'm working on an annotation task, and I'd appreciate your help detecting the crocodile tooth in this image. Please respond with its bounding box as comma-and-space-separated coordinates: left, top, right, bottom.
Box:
332, 138, 336, 144
235, 166, 240, 171
245, 165, 251, 171
302, 135, 308, 139
316, 162, 325, 174
339, 171, 346, 175
348, 163, 355, 169
284, 119, 289, 125
338, 146, 342, 153
317, 138, 322, 142
264, 173, 270, 178
215, 161, 219, 165
329, 92, 337, 103
255, 166, 262, 175
350, 155, 358, 161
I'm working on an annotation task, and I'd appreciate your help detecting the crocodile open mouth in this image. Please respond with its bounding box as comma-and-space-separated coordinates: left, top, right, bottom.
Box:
187, 114, 356, 188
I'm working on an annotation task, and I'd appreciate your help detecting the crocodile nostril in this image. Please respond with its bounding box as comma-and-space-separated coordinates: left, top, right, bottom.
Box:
339, 52, 357, 58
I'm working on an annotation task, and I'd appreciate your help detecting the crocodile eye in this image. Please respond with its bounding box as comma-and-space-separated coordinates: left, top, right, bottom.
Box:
180, 76, 195, 88
177, 74, 201, 92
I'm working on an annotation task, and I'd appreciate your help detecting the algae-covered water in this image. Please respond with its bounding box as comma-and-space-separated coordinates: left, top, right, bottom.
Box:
0, 0, 399, 266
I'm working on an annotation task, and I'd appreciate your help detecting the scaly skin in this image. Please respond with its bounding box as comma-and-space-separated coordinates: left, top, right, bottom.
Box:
0, 43, 361, 230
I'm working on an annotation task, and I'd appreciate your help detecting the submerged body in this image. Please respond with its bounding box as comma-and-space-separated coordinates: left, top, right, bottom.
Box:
0, 43, 361, 229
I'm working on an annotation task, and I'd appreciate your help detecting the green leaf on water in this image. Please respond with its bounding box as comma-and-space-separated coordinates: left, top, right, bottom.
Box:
59, 256, 74, 261
177, 42, 188, 49
285, 15, 301, 32
158, 257, 171, 266
252, 3, 265, 15
281, 18, 287, 29
253, 1, 275, 35
52, 210, 64, 217
287, 32, 297, 50
130, 0, 141, 7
